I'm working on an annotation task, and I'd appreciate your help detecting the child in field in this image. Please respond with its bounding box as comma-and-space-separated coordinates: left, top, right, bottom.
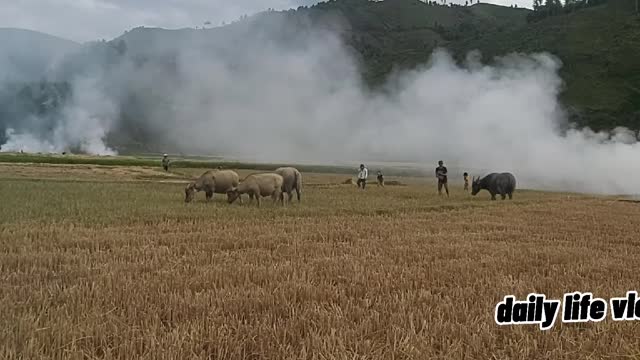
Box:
463, 172, 469, 192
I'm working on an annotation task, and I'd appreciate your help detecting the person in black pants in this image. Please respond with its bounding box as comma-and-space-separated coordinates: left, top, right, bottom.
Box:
162, 154, 170, 172
435, 160, 449, 197
376, 171, 385, 187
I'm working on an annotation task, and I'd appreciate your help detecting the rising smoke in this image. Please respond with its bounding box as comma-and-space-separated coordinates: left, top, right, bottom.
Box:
1, 11, 639, 195
2, 75, 117, 155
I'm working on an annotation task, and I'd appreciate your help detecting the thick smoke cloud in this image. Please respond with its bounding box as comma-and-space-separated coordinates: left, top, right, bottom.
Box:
1, 75, 117, 155
2, 13, 640, 195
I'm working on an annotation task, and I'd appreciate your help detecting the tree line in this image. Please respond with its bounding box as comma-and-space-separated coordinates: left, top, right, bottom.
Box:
528, 0, 608, 22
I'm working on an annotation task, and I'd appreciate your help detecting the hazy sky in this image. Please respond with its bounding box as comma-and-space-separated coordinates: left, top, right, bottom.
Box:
1, 0, 530, 42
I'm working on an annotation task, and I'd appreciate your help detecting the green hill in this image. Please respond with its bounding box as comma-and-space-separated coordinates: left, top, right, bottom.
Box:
300, 0, 639, 130
111, 0, 638, 131
449, 0, 640, 129
303, 0, 532, 84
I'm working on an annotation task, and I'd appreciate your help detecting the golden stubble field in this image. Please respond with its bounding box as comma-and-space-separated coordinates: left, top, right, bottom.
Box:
1, 163, 640, 359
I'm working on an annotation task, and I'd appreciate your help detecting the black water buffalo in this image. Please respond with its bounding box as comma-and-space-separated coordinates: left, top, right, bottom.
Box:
471, 172, 516, 200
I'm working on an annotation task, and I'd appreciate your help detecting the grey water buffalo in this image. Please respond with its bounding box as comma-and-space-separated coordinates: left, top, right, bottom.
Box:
471, 172, 516, 200
184, 169, 240, 203
275, 167, 302, 203
227, 173, 284, 207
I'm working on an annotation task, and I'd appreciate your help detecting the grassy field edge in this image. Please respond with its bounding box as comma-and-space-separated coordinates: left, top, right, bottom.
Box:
0, 153, 426, 177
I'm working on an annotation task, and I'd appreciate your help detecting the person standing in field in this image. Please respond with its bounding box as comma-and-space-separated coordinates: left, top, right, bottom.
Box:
435, 160, 449, 197
377, 171, 385, 187
357, 164, 369, 190
162, 154, 170, 172
463, 172, 470, 192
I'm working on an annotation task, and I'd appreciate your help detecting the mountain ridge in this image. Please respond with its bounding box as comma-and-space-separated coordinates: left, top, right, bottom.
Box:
0, 27, 80, 83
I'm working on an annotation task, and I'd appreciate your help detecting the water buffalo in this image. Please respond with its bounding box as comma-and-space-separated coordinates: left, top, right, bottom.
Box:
227, 173, 284, 207
275, 167, 302, 203
471, 173, 516, 200
184, 169, 240, 203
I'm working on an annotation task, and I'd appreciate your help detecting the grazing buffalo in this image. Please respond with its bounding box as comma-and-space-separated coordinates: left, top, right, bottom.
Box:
227, 173, 284, 207
471, 172, 516, 200
184, 169, 240, 203
275, 167, 302, 203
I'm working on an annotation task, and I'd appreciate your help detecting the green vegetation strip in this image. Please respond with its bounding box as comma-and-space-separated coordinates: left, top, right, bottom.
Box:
0, 153, 423, 177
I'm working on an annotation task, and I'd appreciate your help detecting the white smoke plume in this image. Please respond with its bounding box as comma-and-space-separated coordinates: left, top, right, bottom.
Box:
140, 26, 639, 195
2, 13, 639, 195
1, 75, 117, 155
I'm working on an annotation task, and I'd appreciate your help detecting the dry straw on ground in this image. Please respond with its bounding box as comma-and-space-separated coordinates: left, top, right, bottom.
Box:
1, 164, 640, 359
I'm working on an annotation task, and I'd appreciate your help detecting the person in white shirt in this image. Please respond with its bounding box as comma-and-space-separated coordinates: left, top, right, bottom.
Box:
357, 164, 368, 189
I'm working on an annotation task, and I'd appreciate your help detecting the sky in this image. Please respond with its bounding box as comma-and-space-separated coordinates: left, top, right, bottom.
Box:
0, 0, 529, 42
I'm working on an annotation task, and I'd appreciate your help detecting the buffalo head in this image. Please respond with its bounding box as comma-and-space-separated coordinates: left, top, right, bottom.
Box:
471, 176, 481, 196
184, 183, 197, 203
227, 188, 241, 204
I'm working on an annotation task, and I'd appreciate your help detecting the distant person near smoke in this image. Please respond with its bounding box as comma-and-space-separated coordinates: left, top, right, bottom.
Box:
162, 154, 170, 172
357, 164, 368, 190
377, 171, 385, 187
463, 172, 470, 192
436, 160, 449, 197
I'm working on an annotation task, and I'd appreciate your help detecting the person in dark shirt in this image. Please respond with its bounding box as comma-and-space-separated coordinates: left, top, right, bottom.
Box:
463, 172, 469, 192
162, 154, 170, 172
435, 160, 449, 197
376, 171, 385, 187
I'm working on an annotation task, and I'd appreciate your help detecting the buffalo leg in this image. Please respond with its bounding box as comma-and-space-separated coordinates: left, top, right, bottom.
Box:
296, 188, 301, 203
490, 192, 496, 200
206, 191, 213, 201
501, 193, 506, 200
508, 192, 513, 200
273, 190, 284, 206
